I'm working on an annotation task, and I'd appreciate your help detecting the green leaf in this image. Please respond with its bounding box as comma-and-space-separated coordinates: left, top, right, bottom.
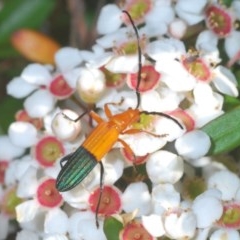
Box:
104, 217, 123, 240
0, 96, 23, 134
0, 0, 56, 44
221, 0, 233, 7
223, 95, 240, 111
202, 107, 240, 155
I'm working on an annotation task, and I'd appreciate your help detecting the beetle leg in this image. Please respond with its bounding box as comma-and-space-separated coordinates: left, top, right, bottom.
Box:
60, 152, 74, 168
118, 138, 138, 171
95, 161, 104, 228
89, 111, 104, 124
117, 138, 135, 157
104, 97, 124, 118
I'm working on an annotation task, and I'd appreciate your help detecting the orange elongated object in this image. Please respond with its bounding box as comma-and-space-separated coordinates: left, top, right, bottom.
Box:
11, 29, 61, 64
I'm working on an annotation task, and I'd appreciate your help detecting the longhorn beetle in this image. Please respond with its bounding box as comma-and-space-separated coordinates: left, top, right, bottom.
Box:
56, 10, 184, 227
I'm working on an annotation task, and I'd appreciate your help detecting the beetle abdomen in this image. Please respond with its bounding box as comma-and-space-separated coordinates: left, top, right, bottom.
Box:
56, 147, 97, 192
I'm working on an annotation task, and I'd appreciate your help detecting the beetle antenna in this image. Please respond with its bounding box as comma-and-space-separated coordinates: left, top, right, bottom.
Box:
122, 10, 142, 109
62, 110, 88, 122
141, 111, 184, 129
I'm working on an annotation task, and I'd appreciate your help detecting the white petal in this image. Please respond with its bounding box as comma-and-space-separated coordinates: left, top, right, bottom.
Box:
43, 234, 68, 240
0, 213, 9, 240
146, 38, 186, 61
122, 182, 152, 216
152, 183, 180, 211
224, 31, 240, 60
17, 166, 38, 198
44, 208, 68, 234
153, 115, 185, 141
192, 194, 223, 228
7, 77, 37, 98
169, 18, 187, 39
16, 200, 39, 223
210, 229, 240, 240
141, 88, 184, 112
96, 28, 128, 49
68, 212, 106, 240
8, 122, 38, 148
120, 132, 167, 156
21, 63, 52, 85
15, 155, 37, 180
5, 160, 18, 185
193, 82, 222, 110
200, 188, 222, 200
62, 67, 82, 88
55, 47, 83, 72
232, 1, 240, 20
195, 228, 211, 240
0, 135, 25, 160
188, 103, 223, 128
156, 60, 196, 92
102, 149, 124, 184
212, 65, 238, 97
146, 4, 175, 25
175, 130, 211, 159
140, 22, 167, 37
77, 67, 106, 103
16, 230, 39, 240
97, 4, 122, 34
24, 89, 56, 118
208, 170, 240, 201
51, 109, 82, 141
105, 55, 143, 73
196, 30, 218, 52
142, 214, 165, 237
146, 150, 184, 184
175, 0, 207, 25
164, 211, 197, 239
60, 184, 90, 209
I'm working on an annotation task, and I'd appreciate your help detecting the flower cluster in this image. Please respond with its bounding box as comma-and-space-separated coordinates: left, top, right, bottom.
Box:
1, 0, 240, 239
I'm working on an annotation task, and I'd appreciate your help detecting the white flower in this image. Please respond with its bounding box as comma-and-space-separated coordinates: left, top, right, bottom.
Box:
97, 1, 175, 37
6, 64, 56, 118
164, 210, 197, 239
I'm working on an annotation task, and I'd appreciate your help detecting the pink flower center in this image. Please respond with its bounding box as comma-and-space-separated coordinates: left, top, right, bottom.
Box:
182, 55, 211, 82
127, 65, 160, 92
34, 136, 65, 167
205, 4, 233, 38
217, 202, 240, 229
36, 178, 63, 208
49, 75, 74, 99
121, 222, 153, 240
88, 185, 121, 216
